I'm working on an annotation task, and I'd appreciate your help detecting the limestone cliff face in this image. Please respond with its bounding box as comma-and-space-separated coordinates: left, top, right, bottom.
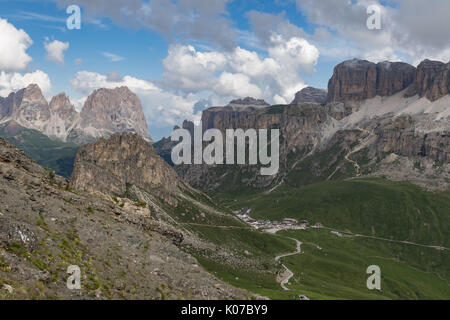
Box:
327, 59, 378, 102
171, 103, 332, 191
327, 59, 415, 102
70, 133, 180, 200
374, 116, 449, 163
376, 61, 416, 96
406, 60, 450, 101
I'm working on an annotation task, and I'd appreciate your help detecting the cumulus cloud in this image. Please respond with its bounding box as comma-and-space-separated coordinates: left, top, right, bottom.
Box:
0, 18, 33, 71
162, 45, 227, 92
44, 39, 69, 64
162, 36, 319, 104
214, 72, 262, 98
294, 0, 450, 63
70, 71, 199, 128
0, 70, 52, 97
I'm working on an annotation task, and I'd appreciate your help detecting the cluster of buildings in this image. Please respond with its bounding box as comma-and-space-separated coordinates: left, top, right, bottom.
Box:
233, 207, 310, 232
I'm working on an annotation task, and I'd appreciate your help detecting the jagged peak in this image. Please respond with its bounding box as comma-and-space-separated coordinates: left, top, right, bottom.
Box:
291, 87, 328, 105
49, 92, 77, 113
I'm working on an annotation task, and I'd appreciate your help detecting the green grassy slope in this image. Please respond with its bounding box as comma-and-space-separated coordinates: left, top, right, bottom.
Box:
212, 178, 449, 299
280, 229, 449, 300
223, 178, 450, 247
0, 123, 78, 178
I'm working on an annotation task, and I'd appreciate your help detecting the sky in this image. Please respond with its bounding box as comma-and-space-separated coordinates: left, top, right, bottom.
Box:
0, 0, 449, 140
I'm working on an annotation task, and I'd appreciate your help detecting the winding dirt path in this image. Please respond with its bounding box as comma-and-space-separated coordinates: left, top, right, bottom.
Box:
275, 238, 302, 291
328, 127, 377, 180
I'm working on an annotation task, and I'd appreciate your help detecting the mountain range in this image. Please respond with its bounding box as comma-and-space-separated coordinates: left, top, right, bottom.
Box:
157, 58, 449, 193
0, 58, 449, 300
0, 84, 151, 145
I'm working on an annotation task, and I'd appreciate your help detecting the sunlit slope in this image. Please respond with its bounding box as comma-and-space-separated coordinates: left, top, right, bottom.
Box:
225, 178, 449, 248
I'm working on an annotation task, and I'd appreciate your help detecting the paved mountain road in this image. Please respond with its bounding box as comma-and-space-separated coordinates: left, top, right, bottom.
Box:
275, 238, 302, 291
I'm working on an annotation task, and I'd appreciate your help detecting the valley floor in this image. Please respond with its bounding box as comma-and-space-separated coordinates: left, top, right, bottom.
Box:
208, 178, 450, 300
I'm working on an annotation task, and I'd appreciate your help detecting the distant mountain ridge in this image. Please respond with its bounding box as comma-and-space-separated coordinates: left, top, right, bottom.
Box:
290, 87, 327, 104
155, 58, 450, 193
327, 58, 450, 103
0, 85, 152, 145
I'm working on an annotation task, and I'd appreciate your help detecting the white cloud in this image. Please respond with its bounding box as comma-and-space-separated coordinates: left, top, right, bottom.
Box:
0, 70, 52, 97
0, 18, 33, 71
269, 35, 319, 74
162, 45, 227, 92
294, 0, 450, 64
214, 72, 262, 98
44, 39, 69, 64
161, 36, 319, 104
102, 52, 125, 62
70, 71, 198, 128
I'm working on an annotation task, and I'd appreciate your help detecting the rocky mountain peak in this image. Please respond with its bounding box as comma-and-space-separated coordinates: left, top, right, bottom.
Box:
70, 132, 180, 199
291, 87, 327, 104
5, 84, 51, 130
228, 97, 269, 108
20, 84, 47, 105
78, 86, 152, 142
49, 93, 72, 111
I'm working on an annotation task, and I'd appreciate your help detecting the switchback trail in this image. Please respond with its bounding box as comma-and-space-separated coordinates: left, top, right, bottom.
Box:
275, 238, 302, 291
328, 127, 377, 180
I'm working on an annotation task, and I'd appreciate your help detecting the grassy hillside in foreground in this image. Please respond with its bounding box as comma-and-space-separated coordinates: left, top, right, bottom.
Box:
0, 122, 78, 178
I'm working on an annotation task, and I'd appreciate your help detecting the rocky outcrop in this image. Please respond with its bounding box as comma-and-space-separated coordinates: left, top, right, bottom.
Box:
70, 133, 180, 200
406, 60, 450, 101
291, 87, 327, 104
327, 59, 415, 102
